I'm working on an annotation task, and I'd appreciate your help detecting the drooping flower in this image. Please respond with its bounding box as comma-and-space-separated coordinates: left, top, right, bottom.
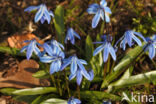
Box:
65, 28, 81, 45
50, 39, 64, 51
40, 43, 65, 74
115, 30, 146, 50
93, 35, 116, 62
61, 55, 87, 74
144, 35, 156, 59
24, 4, 54, 24
20, 39, 41, 60
68, 97, 81, 104
87, 0, 112, 28
69, 67, 94, 85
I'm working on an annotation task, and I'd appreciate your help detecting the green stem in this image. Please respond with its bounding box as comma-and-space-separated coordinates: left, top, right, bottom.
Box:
56, 73, 62, 96
64, 70, 71, 97
77, 85, 80, 99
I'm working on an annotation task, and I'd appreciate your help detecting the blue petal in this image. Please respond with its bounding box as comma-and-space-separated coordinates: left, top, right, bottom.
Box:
93, 44, 105, 56
87, 7, 98, 14
34, 5, 44, 22
88, 70, 94, 81
55, 60, 61, 72
79, 59, 87, 65
26, 41, 34, 60
24, 40, 31, 43
59, 51, 65, 59
104, 7, 112, 14
43, 6, 51, 24
100, 0, 107, 7
80, 67, 90, 80
69, 73, 76, 80
76, 69, 83, 85
149, 44, 155, 59
40, 56, 54, 63
34, 45, 41, 57
70, 35, 75, 45
121, 38, 127, 50
73, 99, 81, 103
93, 41, 104, 44
20, 45, 28, 53
40, 16, 46, 24
24, 6, 39, 12
105, 13, 110, 23
60, 59, 71, 71
71, 57, 77, 74
100, 9, 104, 20
43, 43, 53, 56
133, 31, 146, 42
77, 60, 86, 72
49, 11, 54, 17
109, 43, 116, 61
73, 30, 81, 39
132, 34, 142, 46
103, 44, 109, 62
57, 42, 65, 50
125, 31, 132, 47
88, 3, 99, 9
50, 61, 59, 74
92, 9, 101, 28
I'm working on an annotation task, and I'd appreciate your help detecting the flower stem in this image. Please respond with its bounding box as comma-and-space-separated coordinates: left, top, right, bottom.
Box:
56, 73, 62, 96
77, 85, 80, 99
64, 70, 71, 97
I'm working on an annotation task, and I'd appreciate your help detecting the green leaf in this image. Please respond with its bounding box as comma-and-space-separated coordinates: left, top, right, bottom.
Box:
80, 91, 121, 102
31, 94, 60, 104
85, 35, 94, 62
101, 45, 145, 88
41, 98, 67, 104
32, 70, 49, 79
54, 5, 65, 44
0, 46, 37, 58
0, 88, 17, 95
12, 87, 58, 95
108, 71, 156, 92
13, 95, 38, 103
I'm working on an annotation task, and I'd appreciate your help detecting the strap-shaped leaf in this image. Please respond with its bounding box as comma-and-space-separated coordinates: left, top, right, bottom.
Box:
31, 94, 60, 104
108, 71, 156, 92
41, 98, 67, 104
12, 87, 58, 95
80, 91, 121, 101
85, 35, 94, 62
101, 45, 145, 88
0, 88, 17, 95
32, 70, 49, 79
54, 5, 65, 44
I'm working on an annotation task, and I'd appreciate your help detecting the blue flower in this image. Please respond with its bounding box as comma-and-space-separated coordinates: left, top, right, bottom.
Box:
103, 101, 111, 104
68, 97, 81, 104
40, 43, 65, 74
144, 35, 156, 59
87, 0, 112, 28
61, 55, 87, 74
20, 39, 41, 60
93, 35, 116, 62
65, 28, 81, 45
69, 68, 94, 85
24, 4, 54, 24
50, 39, 64, 51
115, 30, 146, 50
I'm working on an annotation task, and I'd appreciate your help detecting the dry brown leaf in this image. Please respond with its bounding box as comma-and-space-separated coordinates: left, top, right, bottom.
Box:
7, 33, 44, 49
0, 59, 50, 88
